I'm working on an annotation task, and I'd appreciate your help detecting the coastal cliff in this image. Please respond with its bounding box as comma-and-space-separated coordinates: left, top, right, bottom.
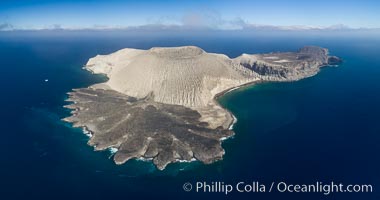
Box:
63, 46, 341, 170
234, 46, 338, 81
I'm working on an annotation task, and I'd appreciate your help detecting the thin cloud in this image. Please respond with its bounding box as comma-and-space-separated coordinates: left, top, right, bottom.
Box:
0, 23, 13, 31
180, 10, 248, 30
1, 16, 378, 32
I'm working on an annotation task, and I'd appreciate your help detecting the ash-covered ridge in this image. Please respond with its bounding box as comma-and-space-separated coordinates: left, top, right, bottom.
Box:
234, 46, 341, 81
64, 46, 341, 170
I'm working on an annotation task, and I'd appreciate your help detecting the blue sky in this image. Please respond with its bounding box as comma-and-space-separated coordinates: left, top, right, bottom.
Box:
0, 0, 379, 30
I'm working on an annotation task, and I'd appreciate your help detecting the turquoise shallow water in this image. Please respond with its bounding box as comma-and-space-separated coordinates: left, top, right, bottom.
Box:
0, 31, 379, 199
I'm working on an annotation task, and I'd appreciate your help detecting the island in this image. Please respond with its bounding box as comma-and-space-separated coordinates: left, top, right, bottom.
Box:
63, 46, 341, 170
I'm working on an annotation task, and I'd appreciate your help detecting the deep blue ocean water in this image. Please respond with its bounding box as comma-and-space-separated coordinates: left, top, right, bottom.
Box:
0, 31, 379, 200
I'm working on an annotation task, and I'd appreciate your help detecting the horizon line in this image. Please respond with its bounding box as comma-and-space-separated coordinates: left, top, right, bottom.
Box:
1, 23, 380, 32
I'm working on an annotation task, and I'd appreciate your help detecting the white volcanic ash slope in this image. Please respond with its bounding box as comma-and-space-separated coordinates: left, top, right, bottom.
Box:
87, 46, 258, 107
86, 46, 260, 129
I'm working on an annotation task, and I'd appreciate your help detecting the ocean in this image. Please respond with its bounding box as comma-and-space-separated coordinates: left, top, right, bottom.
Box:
0, 30, 379, 200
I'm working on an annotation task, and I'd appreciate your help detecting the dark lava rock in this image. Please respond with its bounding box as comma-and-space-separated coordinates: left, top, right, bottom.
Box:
63, 88, 233, 170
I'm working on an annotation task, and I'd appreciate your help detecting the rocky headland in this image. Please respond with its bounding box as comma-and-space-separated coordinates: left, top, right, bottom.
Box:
63, 46, 341, 170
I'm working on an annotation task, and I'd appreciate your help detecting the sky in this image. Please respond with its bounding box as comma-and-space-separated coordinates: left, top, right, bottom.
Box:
0, 0, 379, 30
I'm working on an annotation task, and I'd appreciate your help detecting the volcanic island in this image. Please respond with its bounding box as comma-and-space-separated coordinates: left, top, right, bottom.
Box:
63, 46, 341, 170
